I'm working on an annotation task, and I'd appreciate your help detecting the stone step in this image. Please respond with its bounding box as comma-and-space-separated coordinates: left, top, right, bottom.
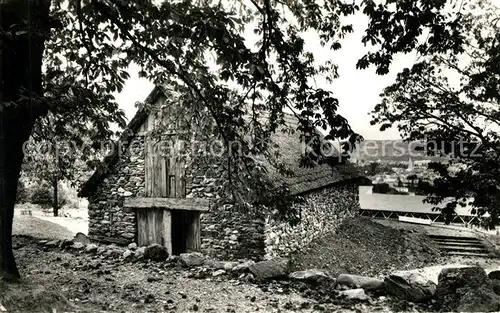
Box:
428, 234, 480, 242
433, 240, 484, 247
438, 245, 488, 253
447, 251, 492, 257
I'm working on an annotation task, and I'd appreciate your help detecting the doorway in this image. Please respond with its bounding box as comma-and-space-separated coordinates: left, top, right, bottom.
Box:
171, 210, 188, 255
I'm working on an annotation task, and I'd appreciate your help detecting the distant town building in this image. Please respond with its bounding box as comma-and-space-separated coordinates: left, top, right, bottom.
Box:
406, 157, 414, 171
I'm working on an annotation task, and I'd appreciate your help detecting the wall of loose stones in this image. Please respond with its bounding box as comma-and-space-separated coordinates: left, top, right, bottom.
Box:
264, 182, 360, 258
185, 153, 266, 261
88, 136, 146, 243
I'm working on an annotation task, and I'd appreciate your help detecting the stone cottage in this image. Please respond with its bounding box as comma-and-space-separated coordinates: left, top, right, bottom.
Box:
79, 85, 362, 260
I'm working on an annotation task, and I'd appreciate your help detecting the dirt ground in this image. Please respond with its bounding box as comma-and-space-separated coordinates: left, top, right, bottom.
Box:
1, 237, 393, 313
6, 213, 500, 312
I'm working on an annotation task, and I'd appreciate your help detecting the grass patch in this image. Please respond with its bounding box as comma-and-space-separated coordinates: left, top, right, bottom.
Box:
13, 215, 74, 240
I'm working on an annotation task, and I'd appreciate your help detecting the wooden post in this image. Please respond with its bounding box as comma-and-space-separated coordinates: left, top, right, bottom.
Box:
162, 209, 172, 255
186, 211, 201, 252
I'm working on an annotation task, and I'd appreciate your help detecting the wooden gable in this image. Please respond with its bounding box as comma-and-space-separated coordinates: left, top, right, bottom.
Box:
136, 94, 187, 198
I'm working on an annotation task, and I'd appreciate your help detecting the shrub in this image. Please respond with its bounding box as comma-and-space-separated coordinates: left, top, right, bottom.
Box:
30, 184, 53, 209
16, 180, 29, 204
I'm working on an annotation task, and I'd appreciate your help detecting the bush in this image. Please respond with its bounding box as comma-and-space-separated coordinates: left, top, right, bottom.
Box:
30, 181, 78, 214
30, 184, 53, 209
16, 180, 29, 204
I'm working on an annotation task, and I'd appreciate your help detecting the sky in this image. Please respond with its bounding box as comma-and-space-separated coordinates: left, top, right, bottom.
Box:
114, 10, 416, 141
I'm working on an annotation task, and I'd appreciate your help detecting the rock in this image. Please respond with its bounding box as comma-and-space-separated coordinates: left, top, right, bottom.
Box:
74, 232, 90, 244
492, 279, 500, 296
85, 244, 98, 253
166, 255, 179, 263
127, 243, 138, 251
105, 249, 123, 259
88, 261, 101, 270
457, 286, 500, 312
339, 288, 369, 301
204, 259, 224, 269
147, 276, 162, 282
179, 252, 205, 267
144, 244, 169, 261
212, 269, 226, 277
489, 270, 500, 280
135, 247, 146, 258
123, 191, 133, 197
289, 269, 331, 282
437, 267, 489, 295
232, 260, 255, 273
121, 233, 135, 239
223, 262, 238, 271
337, 274, 385, 291
71, 242, 85, 250
123, 250, 133, 260
436, 267, 500, 311
60, 239, 74, 248
385, 271, 437, 302
96, 246, 107, 255
45, 240, 59, 247
144, 294, 155, 304
249, 258, 289, 281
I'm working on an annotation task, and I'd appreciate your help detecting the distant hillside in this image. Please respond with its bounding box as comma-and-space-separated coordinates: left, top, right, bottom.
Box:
351, 140, 443, 162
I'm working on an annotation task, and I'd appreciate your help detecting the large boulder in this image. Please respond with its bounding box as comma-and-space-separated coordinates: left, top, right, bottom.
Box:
144, 244, 169, 261
249, 258, 289, 281
385, 271, 437, 302
74, 232, 90, 244
491, 279, 500, 296
289, 269, 331, 282
179, 252, 205, 267
437, 266, 489, 295
337, 274, 385, 292
436, 267, 500, 312
489, 270, 500, 280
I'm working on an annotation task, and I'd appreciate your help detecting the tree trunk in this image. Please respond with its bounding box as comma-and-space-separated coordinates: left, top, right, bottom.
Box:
52, 175, 58, 217
0, 0, 50, 280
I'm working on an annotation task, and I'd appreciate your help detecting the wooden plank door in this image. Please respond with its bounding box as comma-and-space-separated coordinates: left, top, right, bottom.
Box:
145, 142, 186, 198
137, 208, 172, 255
166, 157, 186, 198
145, 139, 168, 197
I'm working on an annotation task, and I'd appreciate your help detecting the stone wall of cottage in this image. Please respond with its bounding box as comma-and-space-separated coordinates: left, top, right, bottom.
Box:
184, 153, 266, 260
87, 136, 146, 243
264, 182, 360, 258
200, 204, 266, 261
